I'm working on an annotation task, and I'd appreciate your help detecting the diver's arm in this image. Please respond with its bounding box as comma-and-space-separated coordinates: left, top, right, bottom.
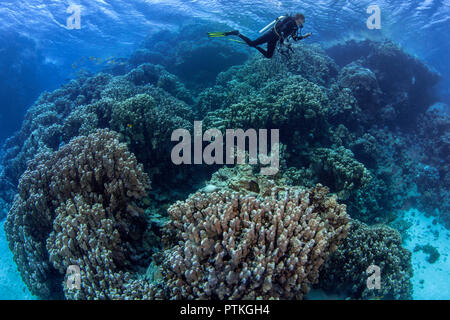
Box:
293, 32, 312, 41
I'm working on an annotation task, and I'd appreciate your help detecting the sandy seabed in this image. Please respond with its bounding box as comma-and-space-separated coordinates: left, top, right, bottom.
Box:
400, 209, 450, 300
0, 220, 35, 299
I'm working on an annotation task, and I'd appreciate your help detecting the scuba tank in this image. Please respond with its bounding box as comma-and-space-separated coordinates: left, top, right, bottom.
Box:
259, 16, 285, 33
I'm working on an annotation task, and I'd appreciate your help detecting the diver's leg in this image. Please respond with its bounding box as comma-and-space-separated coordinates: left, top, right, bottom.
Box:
255, 47, 271, 58
237, 34, 258, 47
266, 40, 277, 58
236, 32, 277, 58
254, 39, 278, 59
238, 32, 272, 47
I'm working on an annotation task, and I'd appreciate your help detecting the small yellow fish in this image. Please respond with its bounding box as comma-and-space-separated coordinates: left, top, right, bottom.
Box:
127, 124, 133, 128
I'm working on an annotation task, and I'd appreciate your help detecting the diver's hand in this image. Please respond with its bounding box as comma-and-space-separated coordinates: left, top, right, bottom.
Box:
303, 32, 312, 38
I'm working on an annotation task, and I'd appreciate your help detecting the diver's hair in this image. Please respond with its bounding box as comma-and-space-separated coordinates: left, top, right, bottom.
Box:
285, 13, 305, 22
295, 13, 305, 22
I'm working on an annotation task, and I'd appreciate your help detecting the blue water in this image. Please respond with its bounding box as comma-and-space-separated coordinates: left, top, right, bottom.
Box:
0, 0, 449, 300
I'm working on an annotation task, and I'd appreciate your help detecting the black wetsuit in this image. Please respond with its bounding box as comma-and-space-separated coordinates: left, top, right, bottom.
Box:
238, 16, 301, 58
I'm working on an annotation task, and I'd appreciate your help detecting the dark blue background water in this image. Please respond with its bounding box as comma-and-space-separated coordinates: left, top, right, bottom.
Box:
0, 0, 449, 142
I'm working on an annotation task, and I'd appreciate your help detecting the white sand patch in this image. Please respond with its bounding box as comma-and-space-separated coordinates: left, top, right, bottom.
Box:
398, 208, 450, 300
0, 220, 35, 300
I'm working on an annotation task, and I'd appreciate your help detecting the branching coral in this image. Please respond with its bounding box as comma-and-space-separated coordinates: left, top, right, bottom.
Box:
157, 185, 349, 299
4, 129, 154, 299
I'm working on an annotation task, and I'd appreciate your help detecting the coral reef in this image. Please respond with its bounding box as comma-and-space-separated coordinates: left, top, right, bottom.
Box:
201, 72, 353, 151
0, 73, 113, 203
5, 145, 353, 300
4, 129, 155, 299
327, 39, 440, 126
196, 43, 341, 117
156, 185, 349, 299
1, 39, 445, 228
309, 147, 372, 200
338, 62, 381, 119
208, 165, 279, 197
416, 102, 450, 225
0, 36, 446, 300
418, 103, 450, 160
317, 220, 413, 300
123, 63, 193, 104
0, 63, 195, 205
196, 43, 399, 223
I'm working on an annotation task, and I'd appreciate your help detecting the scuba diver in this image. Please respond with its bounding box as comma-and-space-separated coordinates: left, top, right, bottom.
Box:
208, 13, 312, 59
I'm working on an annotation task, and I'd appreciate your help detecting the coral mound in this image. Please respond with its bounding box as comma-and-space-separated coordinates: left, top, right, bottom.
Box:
4, 129, 152, 299
317, 220, 413, 300
157, 185, 349, 299
338, 62, 381, 115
